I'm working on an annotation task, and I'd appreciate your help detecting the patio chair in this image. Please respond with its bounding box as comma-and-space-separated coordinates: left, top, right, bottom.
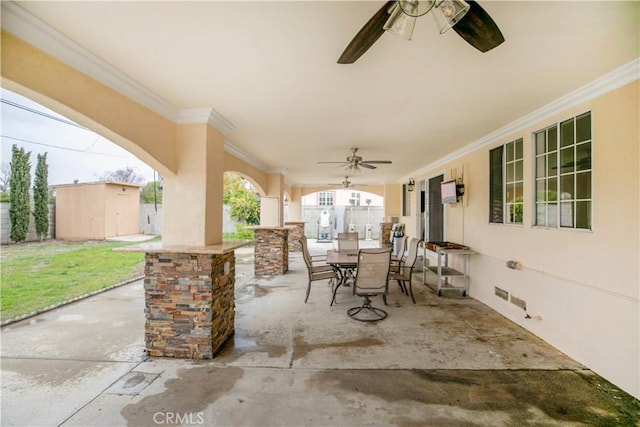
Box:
390, 234, 408, 273
300, 236, 337, 303
337, 232, 359, 251
347, 248, 392, 322
389, 237, 421, 304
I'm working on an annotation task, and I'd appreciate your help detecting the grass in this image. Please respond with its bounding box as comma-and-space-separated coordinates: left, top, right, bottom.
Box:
0, 239, 156, 321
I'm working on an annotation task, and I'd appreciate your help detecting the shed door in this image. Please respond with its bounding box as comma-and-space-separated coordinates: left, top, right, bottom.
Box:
115, 193, 131, 236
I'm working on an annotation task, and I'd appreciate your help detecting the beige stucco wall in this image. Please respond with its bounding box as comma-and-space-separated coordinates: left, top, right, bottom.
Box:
406, 81, 639, 398
1, 32, 177, 177
55, 182, 140, 240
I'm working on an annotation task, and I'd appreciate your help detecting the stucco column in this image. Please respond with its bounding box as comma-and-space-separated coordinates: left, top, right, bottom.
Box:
162, 122, 224, 246
260, 172, 286, 227
287, 186, 303, 222
383, 184, 402, 222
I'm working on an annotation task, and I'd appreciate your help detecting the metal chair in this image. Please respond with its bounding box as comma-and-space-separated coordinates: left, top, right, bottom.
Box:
347, 248, 392, 322
337, 232, 359, 251
390, 234, 408, 273
389, 238, 421, 304
300, 236, 337, 303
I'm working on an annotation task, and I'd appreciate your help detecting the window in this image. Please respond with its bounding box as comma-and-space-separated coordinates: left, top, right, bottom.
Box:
318, 191, 334, 206
489, 138, 524, 224
534, 111, 591, 230
349, 191, 361, 207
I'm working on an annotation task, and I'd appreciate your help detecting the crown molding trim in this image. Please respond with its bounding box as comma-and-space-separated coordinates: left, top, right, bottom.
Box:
401, 58, 640, 183
176, 108, 235, 135
223, 140, 268, 172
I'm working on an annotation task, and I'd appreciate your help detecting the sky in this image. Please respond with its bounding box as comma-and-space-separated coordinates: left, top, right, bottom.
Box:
1, 88, 156, 186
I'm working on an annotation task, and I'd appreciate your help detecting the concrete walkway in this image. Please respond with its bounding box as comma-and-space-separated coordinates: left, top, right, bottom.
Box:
2, 242, 638, 426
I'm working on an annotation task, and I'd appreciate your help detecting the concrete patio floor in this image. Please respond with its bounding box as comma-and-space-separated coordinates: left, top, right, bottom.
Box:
2, 241, 638, 426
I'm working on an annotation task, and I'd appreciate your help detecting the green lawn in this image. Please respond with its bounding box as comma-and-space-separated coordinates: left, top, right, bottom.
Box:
1, 239, 154, 321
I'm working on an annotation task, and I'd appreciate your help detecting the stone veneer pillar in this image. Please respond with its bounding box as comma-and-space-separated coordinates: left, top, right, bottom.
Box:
380, 222, 393, 248
253, 227, 290, 275
144, 251, 235, 358
113, 242, 251, 359
284, 221, 305, 252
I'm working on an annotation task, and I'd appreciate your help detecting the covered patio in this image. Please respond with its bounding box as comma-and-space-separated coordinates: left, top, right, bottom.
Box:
1, 0, 638, 407
2, 241, 638, 426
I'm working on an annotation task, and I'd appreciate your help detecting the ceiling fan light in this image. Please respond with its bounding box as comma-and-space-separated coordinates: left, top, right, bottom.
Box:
432, 0, 470, 34
399, 0, 435, 17
346, 163, 361, 174
383, 3, 417, 40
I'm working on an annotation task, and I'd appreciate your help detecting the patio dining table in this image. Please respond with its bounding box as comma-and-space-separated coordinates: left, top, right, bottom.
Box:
326, 249, 358, 306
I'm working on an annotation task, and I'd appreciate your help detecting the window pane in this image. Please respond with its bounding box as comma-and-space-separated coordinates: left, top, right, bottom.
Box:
560, 119, 574, 147
548, 127, 558, 152
561, 175, 574, 200
508, 203, 523, 224
548, 178, 558, 201
506, 162, 515, 182
547, 153, 557, 176
514, 181, 523, 199
576, 112, 591, 143
548, 203, 558, 227
576, 171, 591, 199
560, 201, 574, 227
515, 159, 523, 181
506, 183, 515, 203
535, 132, 546, 155
515, 138, 523, 159
536, 204, 547, 226
536, 156, 546, 178
561, 147, 574, 173
576, 142, 591, 171
536, 180, 547, 202
506, 142, 514, 162
576, 201, 591, 229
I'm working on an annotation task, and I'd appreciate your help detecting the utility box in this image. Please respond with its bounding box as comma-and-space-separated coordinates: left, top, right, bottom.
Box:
54, 181, 142, 240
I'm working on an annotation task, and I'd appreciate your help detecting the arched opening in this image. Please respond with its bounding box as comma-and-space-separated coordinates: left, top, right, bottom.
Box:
301, 188, 385, 242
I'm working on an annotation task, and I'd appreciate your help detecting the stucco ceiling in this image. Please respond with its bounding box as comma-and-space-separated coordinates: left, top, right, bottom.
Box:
4, 1, 639, 188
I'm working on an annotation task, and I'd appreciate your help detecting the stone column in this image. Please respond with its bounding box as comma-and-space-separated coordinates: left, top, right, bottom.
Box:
118, 241, 249, 360
284, 221, 304, 252
380, 222, 393, 248
253, 227, 290, 275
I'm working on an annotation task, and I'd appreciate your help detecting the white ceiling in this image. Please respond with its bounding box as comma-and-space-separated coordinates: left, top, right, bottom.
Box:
5, 1, 639, 188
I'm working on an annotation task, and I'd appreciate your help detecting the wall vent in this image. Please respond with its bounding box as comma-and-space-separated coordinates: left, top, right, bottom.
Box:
510, 295, 527, 311
494, 286, 509, 301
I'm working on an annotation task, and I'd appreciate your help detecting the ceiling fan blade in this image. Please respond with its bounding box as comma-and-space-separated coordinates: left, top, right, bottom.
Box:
452, 0, 505, 53
318, 161, 349, 164
362, 160, 392, 164
337, 1, 395, 64
360, 163, 377, 169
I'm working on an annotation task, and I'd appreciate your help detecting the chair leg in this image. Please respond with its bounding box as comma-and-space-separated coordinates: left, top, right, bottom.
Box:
382, 294, 388, 306
407, 279, 416, 304
396, 279, 407, 295
305, 279, 311, 303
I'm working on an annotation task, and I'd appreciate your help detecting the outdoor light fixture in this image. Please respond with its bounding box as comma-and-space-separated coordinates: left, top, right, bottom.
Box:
408, 178, 415, 192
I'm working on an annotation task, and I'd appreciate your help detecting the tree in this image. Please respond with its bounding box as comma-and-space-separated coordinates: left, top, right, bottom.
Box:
33, 153, 50, 241
0, 162, 10, 193
140, 181, 163, 204
97, 166, 145, 184
9, 145, 31, 243
224, 173, 260, 225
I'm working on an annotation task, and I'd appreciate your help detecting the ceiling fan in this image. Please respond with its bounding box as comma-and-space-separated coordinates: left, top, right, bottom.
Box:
328, 176, 370, 189
338, 0, 504, 64
318, 147, 392, 173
